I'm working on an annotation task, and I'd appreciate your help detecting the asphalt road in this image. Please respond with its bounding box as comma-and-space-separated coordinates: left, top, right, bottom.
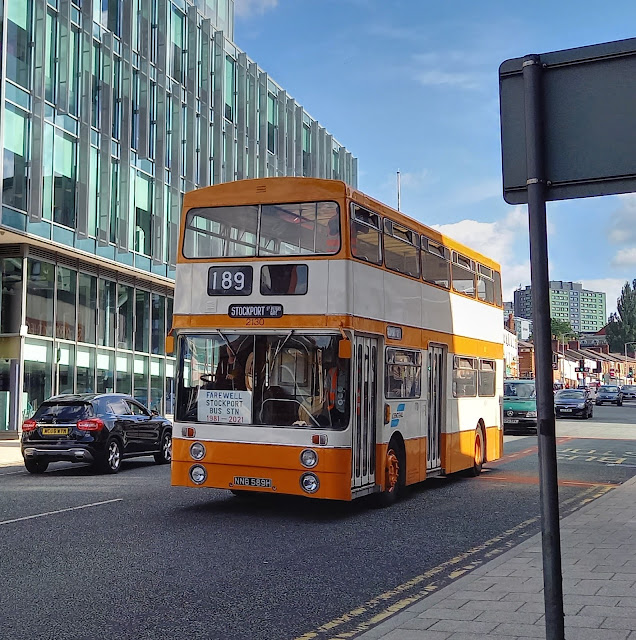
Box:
2, 403, 636, 640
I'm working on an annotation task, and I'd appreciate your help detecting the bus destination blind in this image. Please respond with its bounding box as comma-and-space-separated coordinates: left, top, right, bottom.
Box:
228, 304, 284, 319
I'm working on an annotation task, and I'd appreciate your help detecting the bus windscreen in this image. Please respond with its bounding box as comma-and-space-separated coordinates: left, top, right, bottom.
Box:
183, 201, 340, 258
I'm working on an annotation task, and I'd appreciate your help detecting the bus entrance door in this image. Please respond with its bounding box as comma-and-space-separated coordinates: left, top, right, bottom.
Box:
351, 336, 378, 494
426, 344, 446, 471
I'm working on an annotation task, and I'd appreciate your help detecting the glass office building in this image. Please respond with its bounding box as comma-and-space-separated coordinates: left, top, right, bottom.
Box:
0, 0, 358, 437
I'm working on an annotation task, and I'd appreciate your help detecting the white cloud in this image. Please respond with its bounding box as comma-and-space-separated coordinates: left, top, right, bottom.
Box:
580, 278, 627, 317
412, 51, 491, 92
611, 248, 636, 268
607, 194, 636, 245
234, 0, 278, 18
431, 207, 530, 302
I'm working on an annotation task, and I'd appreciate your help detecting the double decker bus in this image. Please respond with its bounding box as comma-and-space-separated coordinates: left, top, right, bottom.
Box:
171, 177, 504, 504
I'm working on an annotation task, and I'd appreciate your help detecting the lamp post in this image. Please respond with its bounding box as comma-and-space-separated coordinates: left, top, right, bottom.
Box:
625, 342, 636, 384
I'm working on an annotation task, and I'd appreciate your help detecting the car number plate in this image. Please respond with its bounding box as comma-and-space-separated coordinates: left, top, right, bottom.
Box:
40, 427, 69, 436
560, 408, 573, 412
505, 418, 519, 424
233, 476, 272, 488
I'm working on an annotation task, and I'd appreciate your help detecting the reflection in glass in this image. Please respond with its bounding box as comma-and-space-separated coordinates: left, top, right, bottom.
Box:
24, 339, 53, 418
1, 258, 23, 334
6, 0, 31, 89
116, 352, 132, 394
151, 294, 165, 355
56, 267, 77, 340
117, 284, 134, 349
56, 344, 75, 395
98, 279, 117, 347
76, 347, 96, 393
134, 356, 149, 406
26, 260, 55, 337
135, 289, 150, 352
150, 358, 164, 414
97, 349, 114, 393
3, 104, 29, 211
78, 274, 97, 344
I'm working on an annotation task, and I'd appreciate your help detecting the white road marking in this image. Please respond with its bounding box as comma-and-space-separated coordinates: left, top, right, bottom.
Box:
0, 499, 123, 526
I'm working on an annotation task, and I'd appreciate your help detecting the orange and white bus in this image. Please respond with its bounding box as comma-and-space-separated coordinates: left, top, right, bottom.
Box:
171, 177, 504, 504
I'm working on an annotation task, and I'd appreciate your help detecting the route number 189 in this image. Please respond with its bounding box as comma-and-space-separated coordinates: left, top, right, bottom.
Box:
207, 266, 253, 296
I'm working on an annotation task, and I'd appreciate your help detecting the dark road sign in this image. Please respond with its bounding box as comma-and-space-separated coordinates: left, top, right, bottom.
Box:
499, 37, 636, 205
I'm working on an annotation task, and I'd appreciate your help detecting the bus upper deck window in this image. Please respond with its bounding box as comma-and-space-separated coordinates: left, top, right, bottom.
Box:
350, 204, 382, 265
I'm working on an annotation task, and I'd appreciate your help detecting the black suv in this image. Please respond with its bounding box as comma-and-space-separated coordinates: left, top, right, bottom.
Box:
21, 393, 172, 474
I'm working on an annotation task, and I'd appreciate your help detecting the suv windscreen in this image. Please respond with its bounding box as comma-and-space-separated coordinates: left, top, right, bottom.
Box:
600, 386, 619, 392
33, 402, 94, 422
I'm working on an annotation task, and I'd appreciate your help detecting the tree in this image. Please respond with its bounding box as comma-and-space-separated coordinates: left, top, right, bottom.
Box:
605, 280, 636, 353
550, 317, 577, 341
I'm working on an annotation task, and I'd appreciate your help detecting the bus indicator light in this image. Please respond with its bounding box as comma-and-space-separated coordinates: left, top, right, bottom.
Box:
311, 434, 328, 445
182, 427, 196, 438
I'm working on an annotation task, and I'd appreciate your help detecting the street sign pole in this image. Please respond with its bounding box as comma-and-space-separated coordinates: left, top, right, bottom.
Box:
523, 54, 565, 640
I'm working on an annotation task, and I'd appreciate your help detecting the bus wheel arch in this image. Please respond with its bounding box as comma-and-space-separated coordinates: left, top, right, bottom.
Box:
477, 418, 487, 463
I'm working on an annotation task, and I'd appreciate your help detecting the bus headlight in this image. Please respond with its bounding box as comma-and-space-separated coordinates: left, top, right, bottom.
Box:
300, 472, 320, 494
300, 449, 318, 468
189, 465, 207, 484
190, 442, 206, 460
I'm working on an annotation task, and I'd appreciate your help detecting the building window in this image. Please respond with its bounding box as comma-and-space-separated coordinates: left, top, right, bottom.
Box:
24, 339, 53, 418
302, 124, 311, 177
76, 346, 96, 393
56, 267, 77, 341
134, 355, 149, 406
98, 279, 117, 348
0, 258, 23, 334
225, 56, 235, 121
78, 273, 97, 344
134, 173, 153, 256
45, 10, 58, 104
6, 0, 32, 90
2, 104, 29, 212
96, 349, 114, 393
26, 260, 55, 337
151, 293, 165, 355
170, 6, 184, 82
267, 93, 276, 153
52, 130, 78, 229
117, 285, 134, 350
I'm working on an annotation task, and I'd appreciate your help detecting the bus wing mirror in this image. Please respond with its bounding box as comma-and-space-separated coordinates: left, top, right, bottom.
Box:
165, 335, 175, 356
338, 338, 352, 359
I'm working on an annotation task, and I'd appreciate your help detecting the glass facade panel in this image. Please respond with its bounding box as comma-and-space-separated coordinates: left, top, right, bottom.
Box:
135, 289, 150, 352
53, 130, 77, 228
166, 358, 175, 415
56, 267, 77, 340
56, 343, 75, 394
24, 339, 53, 418
117, 284, 134, 350
134, 355, 149, 406
98, 279, 117, 347
150, 357, 164, 414
26, 260, 55, 337
1, 258, 23, 334
76, 346, 96, 393
96, 349, 114, 393
225, 56, 235, 121
78, 273, 97, 344
6, 0, 31, 89
0, 359, 11, 433
116, 352, 132, 394
134, 173, 152, 255
170, 6, 184, 81
45, 10, 58, 104
151, 293, 165, 354
3, 104, 29, 212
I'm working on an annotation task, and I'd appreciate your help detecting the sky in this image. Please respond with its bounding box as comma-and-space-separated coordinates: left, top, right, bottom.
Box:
233, 0, 636, 316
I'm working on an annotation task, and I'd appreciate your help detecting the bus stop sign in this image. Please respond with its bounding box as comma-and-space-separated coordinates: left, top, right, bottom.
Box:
499, 37, 636, 204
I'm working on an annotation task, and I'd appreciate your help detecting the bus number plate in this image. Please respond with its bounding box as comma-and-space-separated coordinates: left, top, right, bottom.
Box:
228, 304, 283, 319
233, 476, 273, 488
208, 266, 253, 296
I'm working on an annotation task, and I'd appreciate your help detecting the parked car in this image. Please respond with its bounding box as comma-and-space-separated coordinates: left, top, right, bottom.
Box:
595, 385, 623, 406
621, 384, 636, 400
503, 379, 537, 433
21, 393, 172, 474
554, 389, 594, 419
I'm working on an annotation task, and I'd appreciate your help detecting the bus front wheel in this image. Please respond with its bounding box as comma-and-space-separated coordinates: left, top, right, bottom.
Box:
375, 438, 404, 508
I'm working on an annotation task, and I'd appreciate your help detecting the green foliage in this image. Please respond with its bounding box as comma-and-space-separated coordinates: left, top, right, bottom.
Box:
550, 317, 576, 341
606, 280, 636, 353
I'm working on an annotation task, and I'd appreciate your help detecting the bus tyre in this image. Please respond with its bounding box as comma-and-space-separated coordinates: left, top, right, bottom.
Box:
467, 427, 485, 477
375, 438, 404, 508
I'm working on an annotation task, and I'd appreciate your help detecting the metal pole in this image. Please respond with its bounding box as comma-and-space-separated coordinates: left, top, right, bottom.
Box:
397, 169, 401, 211
523, 53, 565, 640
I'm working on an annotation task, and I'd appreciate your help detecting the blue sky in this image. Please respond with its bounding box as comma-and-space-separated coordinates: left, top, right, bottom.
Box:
234, 0, 636, 315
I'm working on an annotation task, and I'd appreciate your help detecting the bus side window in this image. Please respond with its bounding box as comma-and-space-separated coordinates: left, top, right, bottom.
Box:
385, 348, 422, 399
453, 356, 477, 397
350, 204, 382, 265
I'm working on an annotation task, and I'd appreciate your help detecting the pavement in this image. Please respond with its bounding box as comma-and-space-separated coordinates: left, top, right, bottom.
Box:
0, 438, 22, 467
4, 435, 636, 639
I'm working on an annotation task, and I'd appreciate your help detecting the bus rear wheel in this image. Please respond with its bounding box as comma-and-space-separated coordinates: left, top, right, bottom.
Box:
375, 439, 404, 507
467, 427, 485, 477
